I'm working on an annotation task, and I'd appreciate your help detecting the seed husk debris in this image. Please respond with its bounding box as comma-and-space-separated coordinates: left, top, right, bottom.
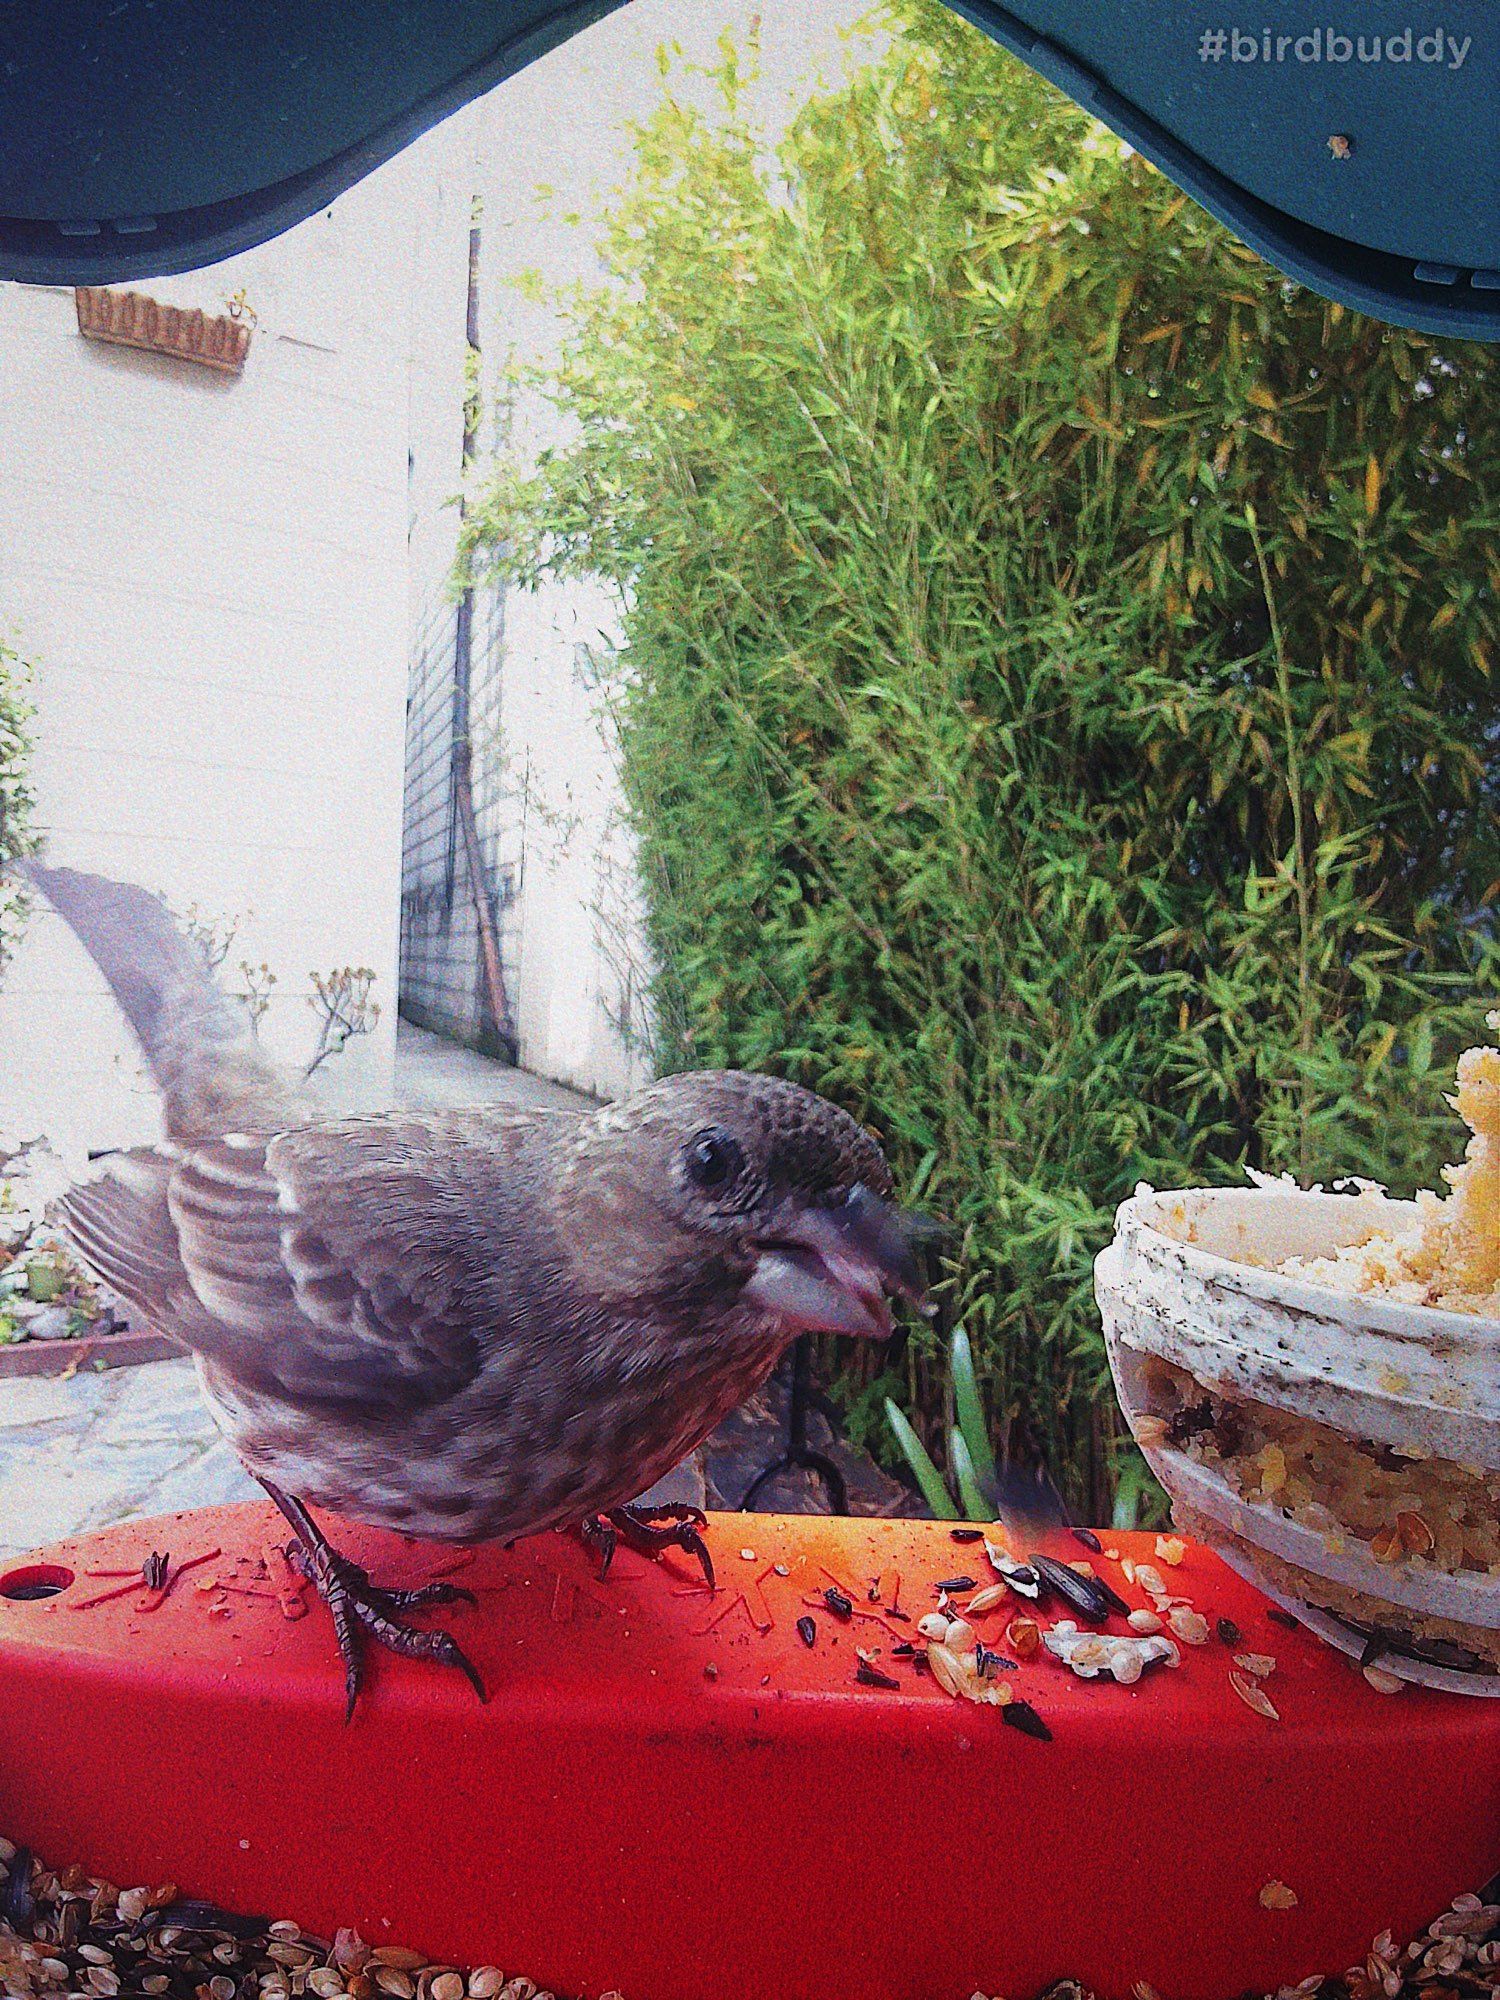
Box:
854, 1659, 901, 1690
0, 1839, 598, 2000
4, 1837, 1490, 2000
981, 1886, 1500, 1997
983, 1544, 1043, 1601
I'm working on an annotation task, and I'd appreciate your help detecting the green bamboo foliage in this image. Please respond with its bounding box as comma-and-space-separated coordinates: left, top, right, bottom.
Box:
467, 4, 1499, 1515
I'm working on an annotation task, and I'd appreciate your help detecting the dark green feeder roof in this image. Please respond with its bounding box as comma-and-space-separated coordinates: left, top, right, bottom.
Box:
1, 2, 1496, 338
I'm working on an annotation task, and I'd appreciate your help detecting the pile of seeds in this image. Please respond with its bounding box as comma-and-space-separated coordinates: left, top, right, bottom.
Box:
971, 1888, 1500, 1999
3, 1837, 1493, 2000
968, 1889, 1500, 2000
1135, 1356, 1499, 1585
870, 1525, 1313, 1723
0, 1838, 613, 2000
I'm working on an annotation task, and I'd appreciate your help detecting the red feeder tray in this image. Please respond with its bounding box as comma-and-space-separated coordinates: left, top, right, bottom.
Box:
0, 1507, 1494, 2000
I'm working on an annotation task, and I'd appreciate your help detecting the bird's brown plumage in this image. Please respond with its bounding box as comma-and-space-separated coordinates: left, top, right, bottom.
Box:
21, 864, 927, 1547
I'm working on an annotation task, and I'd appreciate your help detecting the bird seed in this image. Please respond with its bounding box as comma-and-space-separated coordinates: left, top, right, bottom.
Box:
1000, 1700, 1053, 1741
4, 1824, 1490, 2000
855, 1659, 901, 1689
964, 1585, 1009, 1616
1005, 1616, 1041, 1660
0, 1842, 601, 2000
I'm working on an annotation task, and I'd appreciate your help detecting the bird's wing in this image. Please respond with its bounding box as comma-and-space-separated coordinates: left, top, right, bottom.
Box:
58, 1150, 203, 1338
159, 1110, 561, 1409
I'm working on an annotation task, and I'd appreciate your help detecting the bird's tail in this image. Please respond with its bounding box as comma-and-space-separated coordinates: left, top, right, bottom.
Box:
14, 860, 309, 1140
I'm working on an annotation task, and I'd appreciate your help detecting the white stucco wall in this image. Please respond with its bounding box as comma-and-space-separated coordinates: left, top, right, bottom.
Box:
0, 119, 476, 1157
0, 1, 880, 1147
490, 577, 654, 1102
464, 0, 874, 1100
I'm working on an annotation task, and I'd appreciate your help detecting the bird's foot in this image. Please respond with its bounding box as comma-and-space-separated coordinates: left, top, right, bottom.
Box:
577, 1512, 618, 1579
605, 1502, 715, 1590
283, 1537, 485, 1722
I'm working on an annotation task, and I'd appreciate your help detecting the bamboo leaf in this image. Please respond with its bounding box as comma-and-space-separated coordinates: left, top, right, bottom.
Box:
950, 1427, 992, 1523
885, 1400, 960, 1519
951, 1326, 999, 1490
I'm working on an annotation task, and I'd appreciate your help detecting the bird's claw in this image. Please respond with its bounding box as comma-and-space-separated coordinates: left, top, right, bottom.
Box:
286, 1540, 486, 1721
577, 1513, 617, 1580
605, 1502, 715, 1590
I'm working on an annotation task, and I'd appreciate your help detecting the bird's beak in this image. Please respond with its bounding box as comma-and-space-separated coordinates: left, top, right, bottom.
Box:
743, 1183, 934, 1340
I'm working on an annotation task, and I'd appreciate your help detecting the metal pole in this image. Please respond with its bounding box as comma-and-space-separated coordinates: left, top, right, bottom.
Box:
450, 194, 517, 1063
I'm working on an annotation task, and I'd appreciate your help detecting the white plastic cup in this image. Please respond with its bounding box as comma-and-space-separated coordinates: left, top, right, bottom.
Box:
1096, 1184, 1500, 1694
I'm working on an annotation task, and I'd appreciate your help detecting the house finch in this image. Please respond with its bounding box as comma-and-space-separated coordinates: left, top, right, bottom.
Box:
18, 864, 929, 1713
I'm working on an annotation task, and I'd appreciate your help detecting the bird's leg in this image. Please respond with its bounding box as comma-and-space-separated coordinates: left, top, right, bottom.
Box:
606, 1501, 715, 1590
256, 1478, 485, 1721
576, 1512, 617, 1580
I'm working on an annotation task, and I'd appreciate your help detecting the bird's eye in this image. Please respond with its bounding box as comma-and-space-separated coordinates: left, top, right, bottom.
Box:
685, 1127, 744, 1194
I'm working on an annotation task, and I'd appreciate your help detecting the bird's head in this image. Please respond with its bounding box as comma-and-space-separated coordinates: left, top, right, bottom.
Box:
556, 1070, 933, 1339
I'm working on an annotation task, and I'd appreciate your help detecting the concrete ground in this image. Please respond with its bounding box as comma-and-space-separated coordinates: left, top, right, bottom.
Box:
0, 1358, 255, 1566
392, 1020, 593, 1114
0, 1024, 908, 1565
